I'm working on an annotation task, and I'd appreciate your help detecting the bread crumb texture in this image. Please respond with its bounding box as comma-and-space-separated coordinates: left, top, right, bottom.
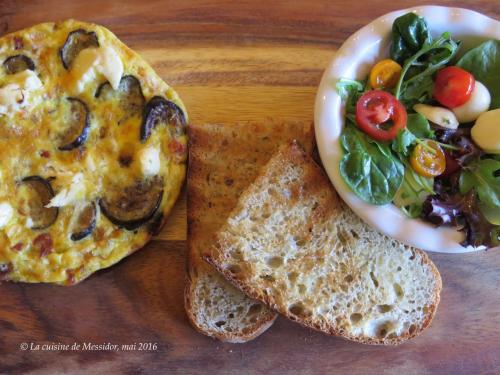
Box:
209, 142, 442, 345
186, 122, 314, 341
188, 264, 275, 340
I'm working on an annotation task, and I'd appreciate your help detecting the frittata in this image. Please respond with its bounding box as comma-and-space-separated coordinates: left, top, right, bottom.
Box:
0, 20, 188, 285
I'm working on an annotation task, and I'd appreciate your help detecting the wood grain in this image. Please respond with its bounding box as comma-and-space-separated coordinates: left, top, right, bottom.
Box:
1, 1, 499, 374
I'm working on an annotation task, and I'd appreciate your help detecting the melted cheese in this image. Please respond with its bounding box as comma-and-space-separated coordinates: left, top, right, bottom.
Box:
69, 45, 124, 94
139, 146, 161, 176
0, 202, 13, 228
0, 70, 42, 114
46, 173, 86, 207
11, 69, 43, 90
26, 217, 34, 229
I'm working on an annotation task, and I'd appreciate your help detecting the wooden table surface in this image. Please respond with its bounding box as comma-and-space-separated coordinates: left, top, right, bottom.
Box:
1, 1, 499, 374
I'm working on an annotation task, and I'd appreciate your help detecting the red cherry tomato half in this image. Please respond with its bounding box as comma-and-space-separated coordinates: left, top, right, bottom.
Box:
355, 90, 407, 141
433, 66, 475, 108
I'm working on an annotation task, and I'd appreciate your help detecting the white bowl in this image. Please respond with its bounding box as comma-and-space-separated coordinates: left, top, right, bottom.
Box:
314, 6, 500, 253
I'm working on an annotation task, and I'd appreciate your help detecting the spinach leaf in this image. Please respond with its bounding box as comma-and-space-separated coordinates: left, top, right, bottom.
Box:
390, 13, 432, 64
340, 124, 404, 205
457, 40, 500, 109
406, 112, 434, 138
459, 158, 500, 208
393, 159, 434, 218
479, 204, 500, 225
390, 113, 436, 213
403, 204, 425, 218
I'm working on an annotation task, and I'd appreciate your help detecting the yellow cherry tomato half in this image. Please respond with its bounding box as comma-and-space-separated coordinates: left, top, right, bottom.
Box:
410, 141, 446, 178
369, 59, 402, 89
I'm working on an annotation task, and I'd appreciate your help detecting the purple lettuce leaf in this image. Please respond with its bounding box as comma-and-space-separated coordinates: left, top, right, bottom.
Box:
422, 190, 499, 248
433, 126, 482, 166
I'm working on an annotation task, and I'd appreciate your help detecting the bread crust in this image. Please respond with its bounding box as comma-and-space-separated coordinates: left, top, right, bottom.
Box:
185, 122, 314, 342
206, 247, 441, 345
205, 142, 442, 345
184, 267, 278, 343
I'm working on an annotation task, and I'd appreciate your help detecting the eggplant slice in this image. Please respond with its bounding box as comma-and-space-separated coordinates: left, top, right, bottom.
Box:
95, 75, 145, 124
140, 96, 186, 142
99, 177, 163, 231
58, 97, 90, 151
70, 202, 96, 241
60, 29, 99, 69
18, 176, 58, 230
3, 54, 35, 74
147, 213, 164, 236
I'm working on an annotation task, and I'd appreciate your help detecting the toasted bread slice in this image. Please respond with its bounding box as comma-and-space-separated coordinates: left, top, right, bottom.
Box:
186, 122, 314, 342
205, 142, 442, 345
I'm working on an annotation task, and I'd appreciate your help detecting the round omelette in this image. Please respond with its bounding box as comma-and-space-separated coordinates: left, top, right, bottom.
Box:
0, 20, 188, 285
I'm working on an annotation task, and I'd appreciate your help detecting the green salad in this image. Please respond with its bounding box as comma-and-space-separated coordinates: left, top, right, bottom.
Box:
337, 13, 500, 249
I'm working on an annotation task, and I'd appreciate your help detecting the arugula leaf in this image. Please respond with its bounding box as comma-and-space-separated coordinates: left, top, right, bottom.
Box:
336, 78, 364, 98
394, 33, 459, 100
457, 40, 500, 109
391, 114, 433, 155
399, 74, 434, 108
390, 13, 432, 64
336, 78, 366, 115
391, 129, 416, 155
340, 124, 404, 205
459, 158, 500, 208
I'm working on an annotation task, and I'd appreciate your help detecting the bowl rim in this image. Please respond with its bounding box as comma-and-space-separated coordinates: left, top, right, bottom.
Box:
314, 5, 500, 253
